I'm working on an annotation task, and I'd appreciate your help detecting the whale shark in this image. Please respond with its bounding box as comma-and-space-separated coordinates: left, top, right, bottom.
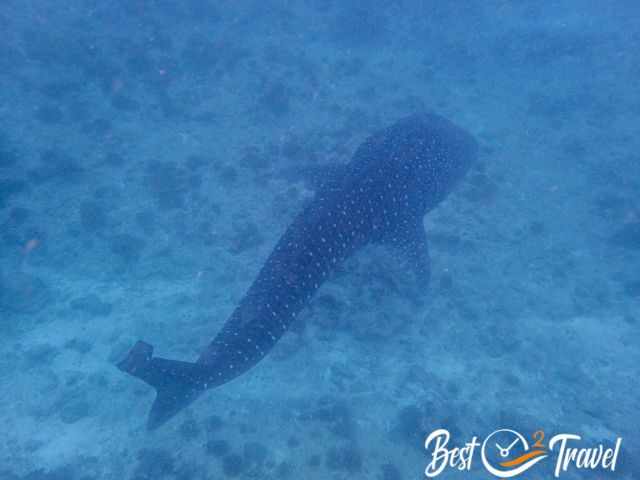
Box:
118, 112, 478, 429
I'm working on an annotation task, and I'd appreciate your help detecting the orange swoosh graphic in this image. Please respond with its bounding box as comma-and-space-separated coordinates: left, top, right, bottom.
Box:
499, 449, 547, 468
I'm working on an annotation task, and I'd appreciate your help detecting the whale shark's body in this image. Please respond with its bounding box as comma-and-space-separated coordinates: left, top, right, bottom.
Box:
118, 112, 477, 429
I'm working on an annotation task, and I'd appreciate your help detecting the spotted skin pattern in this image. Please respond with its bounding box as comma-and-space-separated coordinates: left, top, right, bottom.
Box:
118, 112, 478, 429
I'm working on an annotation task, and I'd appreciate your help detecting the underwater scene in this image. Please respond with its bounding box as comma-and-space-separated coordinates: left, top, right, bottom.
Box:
0, 1, 638, 479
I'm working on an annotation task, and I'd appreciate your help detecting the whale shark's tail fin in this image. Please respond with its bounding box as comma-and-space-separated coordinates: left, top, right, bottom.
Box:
117, 341, 212, 430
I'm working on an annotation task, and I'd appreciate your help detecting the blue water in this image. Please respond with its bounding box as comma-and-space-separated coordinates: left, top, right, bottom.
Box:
0, 1, 638, 479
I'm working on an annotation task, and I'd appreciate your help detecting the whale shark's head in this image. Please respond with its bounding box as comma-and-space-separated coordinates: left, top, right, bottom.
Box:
396, 112, 478, 212
352, 112, 478, 217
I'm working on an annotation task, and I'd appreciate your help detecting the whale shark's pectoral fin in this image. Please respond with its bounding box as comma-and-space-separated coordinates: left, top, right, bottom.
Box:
380, 221, 431, 286
117, 341, 212, 430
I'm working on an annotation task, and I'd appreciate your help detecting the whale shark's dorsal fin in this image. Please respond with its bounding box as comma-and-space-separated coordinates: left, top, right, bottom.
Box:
117, 341, 211, 430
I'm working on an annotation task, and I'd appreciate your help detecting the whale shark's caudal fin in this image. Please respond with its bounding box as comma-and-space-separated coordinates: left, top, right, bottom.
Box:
117, 341, 211, 430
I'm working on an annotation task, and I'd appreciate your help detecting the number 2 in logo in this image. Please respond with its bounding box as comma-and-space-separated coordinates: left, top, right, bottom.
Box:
532, 430, 545, 449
